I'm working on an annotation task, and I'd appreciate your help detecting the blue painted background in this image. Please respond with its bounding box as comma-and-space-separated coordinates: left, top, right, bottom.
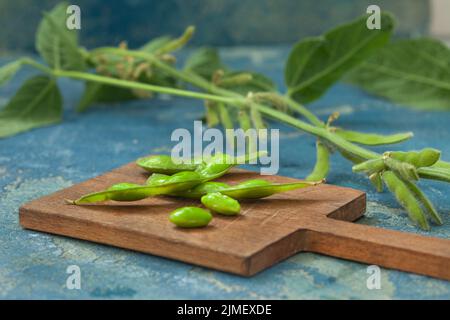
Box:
1, 0, 429, 52
1, 0, 449, 299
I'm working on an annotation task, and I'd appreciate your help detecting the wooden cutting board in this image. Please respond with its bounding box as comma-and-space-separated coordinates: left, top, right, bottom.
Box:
19, 160, 450, 280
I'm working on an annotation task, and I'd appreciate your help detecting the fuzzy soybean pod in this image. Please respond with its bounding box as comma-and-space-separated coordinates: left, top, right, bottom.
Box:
388, 148, 441, 168
383, 155, 419, 181
433, 160, 450, 170
369, 172, 383, 193
401, 179, 443, 225
306, 140, 330, 181
382, 171, 429, 230
352, 158, 385, 174
334, 129, 413, 146
201, 192, 241, 216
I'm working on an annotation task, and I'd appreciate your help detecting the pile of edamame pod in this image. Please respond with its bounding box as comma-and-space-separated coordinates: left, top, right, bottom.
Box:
68, 152, 321, 228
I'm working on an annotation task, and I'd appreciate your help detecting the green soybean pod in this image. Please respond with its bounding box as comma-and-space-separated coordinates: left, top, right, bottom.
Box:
369, 172, 383, 193
382, 171, 429, 230
146, 173, 170, 185
334, 129, 413, 146
106, 183, 147, 201
201, 192, 241, 216
433, 160, 450, 170
69, 182, 153, 204
383, 156, 419, 181
352, 158, 385, 174
306, 140, 330, 181
70, 171, 204, 204
418, 166, 450, 183
204, 100, 220, 127
136, 155, 198, 174
169, 207, 212, 228
221, 179, 318, 200
171, 181, 231, 199
164, 171, 204, 191
401, 179, 443, 225
389, 148, 441, 168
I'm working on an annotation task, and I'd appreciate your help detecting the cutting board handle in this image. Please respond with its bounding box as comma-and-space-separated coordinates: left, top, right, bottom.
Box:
306, 219, 450, 280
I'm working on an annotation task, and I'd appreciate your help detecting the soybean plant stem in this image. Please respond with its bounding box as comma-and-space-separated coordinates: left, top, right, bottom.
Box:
20, 56, 441, 182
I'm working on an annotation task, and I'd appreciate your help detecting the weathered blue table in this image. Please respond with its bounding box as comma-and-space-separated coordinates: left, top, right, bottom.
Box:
1, 48, 449, 299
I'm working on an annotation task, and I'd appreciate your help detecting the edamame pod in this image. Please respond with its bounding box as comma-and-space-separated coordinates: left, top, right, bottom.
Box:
169, 179, 320, 200
220, 179, 320, 200
388, 148, 441, 168
433, 160, 450, 170
146, 173, 170, 185
171, 181, 230, 199
352, 158, 385, 174
418, 166, 450, 183
169, 207, 212, 228
401, 179, 443, 225
306, 140, 330, 181
369, 172, 383, 193
195, 151, 266, 180
69, 172, 204, 204
383, 156, 419, 181
334, 129, 413, 146
201, 193, 241, 216
136, 155, 198, 174
382, 171, 429, 230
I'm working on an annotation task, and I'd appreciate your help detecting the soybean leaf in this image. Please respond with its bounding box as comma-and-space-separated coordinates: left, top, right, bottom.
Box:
0, 75, 62, 138
347, 38, 450, 110
184, 47, 226, 79
77, 82, 138, 112
285, 13, 394, 103
334, 128, 413, 146
36, 2, 86, 71
0, 60, 23, 86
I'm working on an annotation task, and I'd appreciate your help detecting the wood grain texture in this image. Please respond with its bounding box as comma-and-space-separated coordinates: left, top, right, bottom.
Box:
19, 160, 450, 279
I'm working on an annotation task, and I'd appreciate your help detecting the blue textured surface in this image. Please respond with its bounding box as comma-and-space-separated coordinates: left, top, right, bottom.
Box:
0, 0, 429, 52
1, 48, 450, 299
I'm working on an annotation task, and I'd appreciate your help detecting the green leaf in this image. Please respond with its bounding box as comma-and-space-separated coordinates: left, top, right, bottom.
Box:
0, 60, 23, 86
36, 2, 86, 71
285, 13, 394, 103
0, 76, 62, 138
184, 47, 226, 80
334, 128, 413, 146
347, 38, 450, 110
77, 82, 138, 112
